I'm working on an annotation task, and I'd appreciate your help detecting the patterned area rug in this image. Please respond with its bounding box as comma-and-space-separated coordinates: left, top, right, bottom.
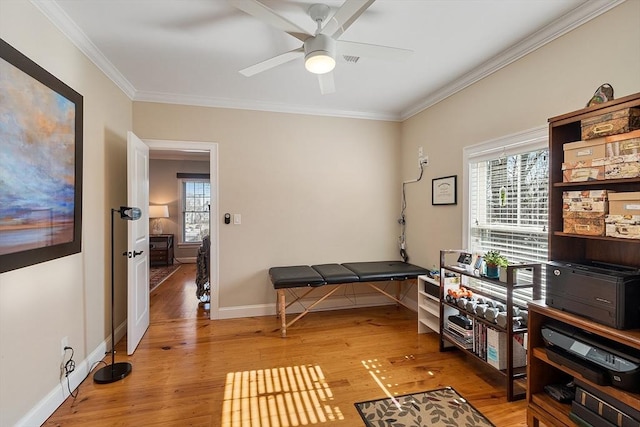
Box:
149, 264, 181, 291
355, 387, 495, 427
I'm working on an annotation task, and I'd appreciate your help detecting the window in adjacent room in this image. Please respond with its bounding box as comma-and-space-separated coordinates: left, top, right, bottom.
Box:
179, 176, 210, 244
463, 127, 549, 305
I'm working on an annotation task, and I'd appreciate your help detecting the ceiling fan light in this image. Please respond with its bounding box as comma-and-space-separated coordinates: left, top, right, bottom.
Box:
305, 51, 335, 74
304, 33, 336, 75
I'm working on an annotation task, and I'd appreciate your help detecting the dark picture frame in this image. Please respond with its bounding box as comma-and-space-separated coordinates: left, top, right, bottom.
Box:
0, 39, 83, 273
432, 175, 457, 205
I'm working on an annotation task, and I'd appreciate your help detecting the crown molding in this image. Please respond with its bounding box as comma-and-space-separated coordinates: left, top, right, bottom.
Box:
400, 0, 626, 120
30, 0, 136, 98
134, 90, 401, 121
33, 0, 623, 122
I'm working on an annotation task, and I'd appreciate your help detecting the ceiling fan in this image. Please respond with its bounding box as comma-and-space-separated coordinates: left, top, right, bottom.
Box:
231, 0, 413, 94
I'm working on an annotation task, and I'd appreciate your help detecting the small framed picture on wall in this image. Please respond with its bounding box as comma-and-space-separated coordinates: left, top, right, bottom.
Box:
432, 175, 457, 205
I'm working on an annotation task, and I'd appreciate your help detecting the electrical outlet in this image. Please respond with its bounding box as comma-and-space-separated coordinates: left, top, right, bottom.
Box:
61, 336, 69, 357
417, 147, 428, 168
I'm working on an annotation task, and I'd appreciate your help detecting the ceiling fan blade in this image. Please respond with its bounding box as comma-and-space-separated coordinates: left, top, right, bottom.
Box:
231, 0, 310, 42
318, 72, 335, 95
337, 40, 413, 61
322, 0, 376, 39
239, 48, 304, 77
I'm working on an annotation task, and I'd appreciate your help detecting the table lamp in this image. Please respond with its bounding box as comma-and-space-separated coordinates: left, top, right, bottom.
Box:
149, 205, 169, 234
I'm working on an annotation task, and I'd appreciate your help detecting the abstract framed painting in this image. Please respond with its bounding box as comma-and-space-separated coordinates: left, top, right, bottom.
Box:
0, 39, 83, 273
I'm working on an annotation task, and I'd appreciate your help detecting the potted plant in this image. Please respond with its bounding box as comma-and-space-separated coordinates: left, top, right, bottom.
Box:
483, 250, 508, 279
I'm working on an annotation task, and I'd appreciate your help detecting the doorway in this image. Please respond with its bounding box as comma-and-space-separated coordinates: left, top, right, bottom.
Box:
144, 139, 219, 320
149, 263, 207, 321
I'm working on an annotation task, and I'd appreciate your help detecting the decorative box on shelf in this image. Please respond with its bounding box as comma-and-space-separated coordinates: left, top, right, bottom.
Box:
604, 131, 640, 178
564, 138, 606, 163
581, 106, 640, 140
562, 139, 606, 182
605, 129, 640, 156
562, 189, 610, 236
562, 159, 605, 182
561, 130, 640, 182
605, 192, 640, 239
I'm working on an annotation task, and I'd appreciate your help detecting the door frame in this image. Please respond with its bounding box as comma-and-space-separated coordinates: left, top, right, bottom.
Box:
143, 139, 220, 320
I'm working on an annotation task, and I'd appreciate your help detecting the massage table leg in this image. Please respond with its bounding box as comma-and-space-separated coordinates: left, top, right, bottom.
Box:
281, 286, 341, 337
277, 288, 316, 337
278, 290, 286, 338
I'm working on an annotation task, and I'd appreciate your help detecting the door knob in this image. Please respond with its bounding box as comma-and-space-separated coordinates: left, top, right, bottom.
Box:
122, 250, 144, 258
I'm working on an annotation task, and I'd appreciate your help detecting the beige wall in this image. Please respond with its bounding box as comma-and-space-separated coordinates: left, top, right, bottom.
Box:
1, 0, 639, 425
149, 158, 210, 259
0, 1, 132, 425
400, 0, 640, 273
133, 104, 403, 308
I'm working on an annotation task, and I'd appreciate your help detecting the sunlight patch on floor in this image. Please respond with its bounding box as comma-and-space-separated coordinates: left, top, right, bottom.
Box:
361, 356, 434, 409
221, 364, 344, 426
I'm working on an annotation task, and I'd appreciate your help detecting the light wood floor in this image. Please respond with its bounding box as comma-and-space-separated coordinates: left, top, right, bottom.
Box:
45, 264, 527, 426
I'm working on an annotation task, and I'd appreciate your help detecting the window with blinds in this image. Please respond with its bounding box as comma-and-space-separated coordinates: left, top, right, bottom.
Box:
464, 128, 549, 307
180, 179, 210, 243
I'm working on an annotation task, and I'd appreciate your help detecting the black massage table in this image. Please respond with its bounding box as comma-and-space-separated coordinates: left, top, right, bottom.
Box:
269, 261, 429, 337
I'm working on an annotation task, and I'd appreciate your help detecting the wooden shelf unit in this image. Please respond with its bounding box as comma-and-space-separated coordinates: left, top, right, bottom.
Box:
547, 92, 640, 267
527, 92, 640, 426
527, 301, 640, 427
438, 249, 541, 402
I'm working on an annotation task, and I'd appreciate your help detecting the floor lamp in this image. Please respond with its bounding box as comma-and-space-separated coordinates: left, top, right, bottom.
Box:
94, 206, 142, 384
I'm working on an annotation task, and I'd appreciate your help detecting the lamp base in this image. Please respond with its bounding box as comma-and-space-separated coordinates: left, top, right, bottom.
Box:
152, 218, 163, 235
93, 362, 132, 384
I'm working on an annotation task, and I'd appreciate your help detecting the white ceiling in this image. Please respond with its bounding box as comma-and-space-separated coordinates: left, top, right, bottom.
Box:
35, 0, 621, 121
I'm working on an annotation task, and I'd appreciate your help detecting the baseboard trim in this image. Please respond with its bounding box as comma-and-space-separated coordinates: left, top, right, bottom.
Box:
18, 289, 419, 424
217, 291, 418, 320
16, 321, 126, 427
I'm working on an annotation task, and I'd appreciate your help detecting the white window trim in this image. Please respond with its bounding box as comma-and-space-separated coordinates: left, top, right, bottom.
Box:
462, 125, 548, 249
178, 177, 211, 245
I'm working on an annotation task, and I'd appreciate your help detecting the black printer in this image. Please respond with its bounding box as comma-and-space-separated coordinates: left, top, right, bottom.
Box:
541, 321, 640, 392
546, 260, 640, 330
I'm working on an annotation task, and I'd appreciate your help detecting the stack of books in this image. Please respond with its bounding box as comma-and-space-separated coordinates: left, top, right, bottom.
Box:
444, 315, 473, 349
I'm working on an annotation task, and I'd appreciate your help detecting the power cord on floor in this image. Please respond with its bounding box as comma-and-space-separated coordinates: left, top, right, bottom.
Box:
61, 346, 108, 404
69, 360, 108, 407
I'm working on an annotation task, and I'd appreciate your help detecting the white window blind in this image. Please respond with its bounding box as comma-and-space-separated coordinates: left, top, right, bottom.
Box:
464, 127, 549, 307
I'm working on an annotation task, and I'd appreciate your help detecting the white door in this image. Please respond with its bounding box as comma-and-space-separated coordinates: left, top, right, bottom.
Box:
127, 131, 150, 355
